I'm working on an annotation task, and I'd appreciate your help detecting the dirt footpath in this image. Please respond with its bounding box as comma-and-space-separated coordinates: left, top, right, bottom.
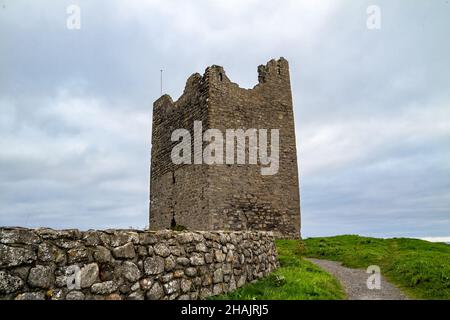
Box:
306, 258, 410, 300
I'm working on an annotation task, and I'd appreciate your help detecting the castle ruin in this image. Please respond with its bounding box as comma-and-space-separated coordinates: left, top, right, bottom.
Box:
149, 58, 301, 239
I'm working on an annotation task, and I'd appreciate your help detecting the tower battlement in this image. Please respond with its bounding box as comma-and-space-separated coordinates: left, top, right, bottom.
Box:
149, 58, 301, 239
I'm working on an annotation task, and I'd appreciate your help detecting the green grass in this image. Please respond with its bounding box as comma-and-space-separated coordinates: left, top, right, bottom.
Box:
212, 240, 346, 300
304, 235, 450, 300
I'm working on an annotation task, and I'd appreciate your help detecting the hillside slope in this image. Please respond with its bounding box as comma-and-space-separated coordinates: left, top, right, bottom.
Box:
212, 240, 345, 300
304, 235, 450, 300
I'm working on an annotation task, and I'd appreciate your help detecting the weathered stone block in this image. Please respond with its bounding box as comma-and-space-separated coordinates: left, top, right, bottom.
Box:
121, 261, 141, 282
177, 233, 193, 244
127, 291, 144, 300
213, 284, 223, 295
143, 256, 164, 275
213, 268, 223, 284
0, 271, 24, 294
164, 256, 176, 271
214, 249, 225, 263
110, 232, 139, 247
154, 243, 170, 257
80, 263, 99, 288
15, 292, 45, 300
28, 265, 54, 288
66, 290, 85, 300
139, 233, 158, 245
93, 246, 112, 263
38, 243, 65, 264
139, 278, 153, 291
91, 281, 118, 295
176, 257, 190, 266
146, 282, 164, 300
190, 253, 205, 266
112, 243, 135, 259
173, 270, 184, 278
0, 244, 36, 267
185, 267, 197, 277
180, 279, 192, 293
0, 228, 40, 245
163, 279, 179, 295
67, 246, 89, 263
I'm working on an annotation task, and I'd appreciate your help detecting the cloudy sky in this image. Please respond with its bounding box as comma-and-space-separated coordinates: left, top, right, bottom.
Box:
1, 0, 449, 239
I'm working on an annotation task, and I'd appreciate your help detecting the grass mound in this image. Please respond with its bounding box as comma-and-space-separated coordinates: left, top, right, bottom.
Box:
304, 235, 450, 300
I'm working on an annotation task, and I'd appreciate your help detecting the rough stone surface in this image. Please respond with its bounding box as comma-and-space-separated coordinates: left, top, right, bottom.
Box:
66, 290, 85, 300
0, 271, 24, 294
112, 243, 135, 259
144, 256, 165, 275
185, 267, 197, 277
213, 284, 223, 295
0, 228, 278, 300
15, 292, 45, 300
122, 261, 141, 282
38, 243, 65, 264
80, 263, 99, 288
149, 58, 301, 239
127, 291, 144, 300
139, 278, 153, 291
190, 253, 205, 266
106, 293, 122, 300
154, 243, 170, 257
93, 246, 112, 263
180, 279, 192, 293
110, 232, 139, 247
91, 281, 118, 295
176, 257, 190, 266
213, 268, 224, 284
146, 282, 164, 300
67, 247, 89, 264
163, 280, 179, 295
28, 265, 54, 288
0, 229, 39, 245
214, 250, 225, 263
164, 256, 176, 271
0, 244, 36, 267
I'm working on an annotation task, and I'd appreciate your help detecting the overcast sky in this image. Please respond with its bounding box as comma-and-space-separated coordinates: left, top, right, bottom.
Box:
1, 0, 449, 239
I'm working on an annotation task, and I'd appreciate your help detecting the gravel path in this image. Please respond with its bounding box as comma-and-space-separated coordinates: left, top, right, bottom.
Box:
306, 258, 409, 300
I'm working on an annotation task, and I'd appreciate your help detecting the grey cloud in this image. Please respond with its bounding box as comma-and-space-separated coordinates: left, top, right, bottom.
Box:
0, 0, 449, 237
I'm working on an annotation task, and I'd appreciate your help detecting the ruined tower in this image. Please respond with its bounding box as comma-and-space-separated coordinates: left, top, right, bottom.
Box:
149, 58, 301, 238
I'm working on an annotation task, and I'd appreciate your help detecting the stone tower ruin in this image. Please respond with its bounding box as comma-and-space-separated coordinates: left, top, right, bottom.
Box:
149, 57, 301, 238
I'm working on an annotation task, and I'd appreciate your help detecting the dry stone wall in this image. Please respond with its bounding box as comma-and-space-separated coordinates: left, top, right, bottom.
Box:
0, 227, 278, 300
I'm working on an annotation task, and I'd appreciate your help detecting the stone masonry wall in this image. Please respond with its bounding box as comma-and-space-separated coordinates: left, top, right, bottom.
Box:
206, 58, 301, 239
150, 74, 210, 230
0, 227, 278, 300
150, 58, 301, 238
